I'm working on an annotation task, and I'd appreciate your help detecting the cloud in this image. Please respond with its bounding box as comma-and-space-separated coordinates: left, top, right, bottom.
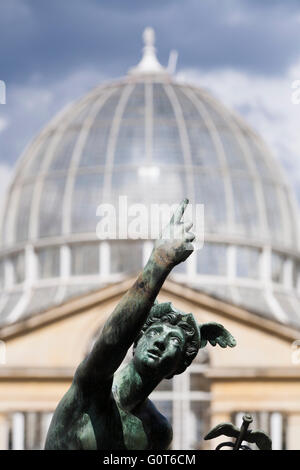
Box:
0, 117, 9, 133
2, 0, 300, 89
177, 61, 300, 205
0, 66, 108, 167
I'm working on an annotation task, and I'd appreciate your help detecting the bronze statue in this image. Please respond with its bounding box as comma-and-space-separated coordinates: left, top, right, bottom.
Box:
45, 199, 236, 450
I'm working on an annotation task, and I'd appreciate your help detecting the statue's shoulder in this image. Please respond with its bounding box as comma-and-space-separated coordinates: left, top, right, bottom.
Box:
143, 399, 173, 450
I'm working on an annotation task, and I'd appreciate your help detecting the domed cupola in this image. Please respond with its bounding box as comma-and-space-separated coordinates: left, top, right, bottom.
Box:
0, 28, 299, 328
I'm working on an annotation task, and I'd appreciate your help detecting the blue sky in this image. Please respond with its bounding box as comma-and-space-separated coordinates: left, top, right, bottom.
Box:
1, 0, 300, 203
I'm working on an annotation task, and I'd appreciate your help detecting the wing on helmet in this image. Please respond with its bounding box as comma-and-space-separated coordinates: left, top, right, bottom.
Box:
199, 322, 236, 349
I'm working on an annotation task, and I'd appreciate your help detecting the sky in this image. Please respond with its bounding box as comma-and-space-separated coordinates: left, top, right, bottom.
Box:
1, 0, 300, 206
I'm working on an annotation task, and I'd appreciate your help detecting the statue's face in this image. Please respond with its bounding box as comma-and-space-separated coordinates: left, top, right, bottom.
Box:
133, 323, 186, 379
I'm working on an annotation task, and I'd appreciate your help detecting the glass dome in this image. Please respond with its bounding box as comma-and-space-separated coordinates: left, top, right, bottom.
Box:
0, 30, 299, 328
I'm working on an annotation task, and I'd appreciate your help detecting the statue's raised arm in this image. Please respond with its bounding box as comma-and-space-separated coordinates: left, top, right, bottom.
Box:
75, 199, 195, 388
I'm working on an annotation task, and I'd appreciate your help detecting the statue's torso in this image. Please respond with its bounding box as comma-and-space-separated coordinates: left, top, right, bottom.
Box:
45, 383, 171, 450
70, 401, 148, 450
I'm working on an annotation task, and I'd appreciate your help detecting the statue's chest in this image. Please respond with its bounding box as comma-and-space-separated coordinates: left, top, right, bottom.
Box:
76, 400, 149, 450
115, 402, 149, 450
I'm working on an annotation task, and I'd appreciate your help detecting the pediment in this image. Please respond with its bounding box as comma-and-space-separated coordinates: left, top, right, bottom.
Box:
0, 278, 298, 373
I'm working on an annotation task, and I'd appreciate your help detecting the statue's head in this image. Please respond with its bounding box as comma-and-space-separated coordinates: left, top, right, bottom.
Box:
133, 301, 199, 379
133, 301, 236, 380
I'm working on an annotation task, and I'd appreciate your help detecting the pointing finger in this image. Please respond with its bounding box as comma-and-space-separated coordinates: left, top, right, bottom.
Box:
171, 198, 189, 224
184, 221, 193, 232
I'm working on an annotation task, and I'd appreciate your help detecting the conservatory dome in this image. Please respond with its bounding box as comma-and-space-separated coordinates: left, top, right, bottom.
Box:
0, 28, 299, 327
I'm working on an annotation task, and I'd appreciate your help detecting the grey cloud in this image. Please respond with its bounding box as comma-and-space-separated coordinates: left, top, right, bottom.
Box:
1, 0, 300, 89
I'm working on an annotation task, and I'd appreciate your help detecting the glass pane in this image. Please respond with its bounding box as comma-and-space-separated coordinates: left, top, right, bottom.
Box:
114, 122, 145, 165
195, 93, 229, 126
147, 171, 186, 206
68, 101, 95, 128
62, 284, 99, 303
232, 176, 259, 236
122, 83, 145, 119
111, 169, 186, 208
189, 401, 211, 450
79, 123, 111, 168
0, 259, 4, 289
24, 287, 58, 318
293, 261, 299, 289
197, 243, 227, 276
236, 246, 260, 279
219, 128, 248, 171
153, 84, 175, 119
200, 284, 233, 303
199, 100, 247, 170
110, 241, 143, 274
242, 132, 273, 179
271, 252, 285, 283
37, 247, 60, 279
188, 124, 220, 168
3, 189, 17, 247
278, 187, 296, 246
152, 84, 182, 165
95, 88, 122, 120
262, 183, 283, 243
274, 292, 300, 327
173, 86, 201, 120
23, 135, 52, 178
78, 88, 122, 168
48, 129, 79, 172
71, 243, 99, 275
175, 88, 226, 168
1, 292, 22, 322
236, 286, 273, 320
15, 183, 34, 243
153, 122, 183, 165
78, 121, 110, 169
71, 172, 104, 233
38, 176, 66, 238
194, 171, 227, 233
11, 252, 25, 284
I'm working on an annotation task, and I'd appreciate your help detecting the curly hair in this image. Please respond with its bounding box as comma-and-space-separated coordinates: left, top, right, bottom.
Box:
133, 301, 200, 378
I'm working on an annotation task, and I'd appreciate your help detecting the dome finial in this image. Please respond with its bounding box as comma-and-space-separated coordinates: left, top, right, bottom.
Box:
129, 27, 168, 76
143, 27, 155, 48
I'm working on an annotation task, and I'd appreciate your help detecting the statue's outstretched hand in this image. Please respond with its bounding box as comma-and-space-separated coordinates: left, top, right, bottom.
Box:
154, 198, 195, 268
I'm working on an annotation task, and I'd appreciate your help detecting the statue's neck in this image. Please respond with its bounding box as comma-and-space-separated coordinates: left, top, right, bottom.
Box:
113, 361, 160, 412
